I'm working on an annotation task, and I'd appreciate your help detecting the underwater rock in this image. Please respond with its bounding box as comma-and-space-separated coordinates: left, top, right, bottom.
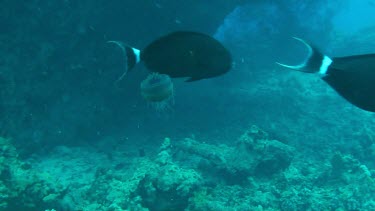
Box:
330, 153, 349, 177
83, 137, 203, 211
237, 125, 294, 177
0, 137, 65, 210
177, 125, 295, 184
0, 137, 32, 209
188, 185, 269, 211
138, 138, 202, 211
330, 153, 358, 178
252, 139, 295, 177
2, 127, 375, 210
328, 152, 375, 187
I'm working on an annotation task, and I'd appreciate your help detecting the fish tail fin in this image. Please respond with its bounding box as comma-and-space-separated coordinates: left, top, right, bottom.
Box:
107, 41, 141, 82
276, 37, 332, 75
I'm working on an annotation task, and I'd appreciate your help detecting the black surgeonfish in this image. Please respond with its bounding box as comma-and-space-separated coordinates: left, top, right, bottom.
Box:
277, 37, 375, 112
109, 31, 232, 82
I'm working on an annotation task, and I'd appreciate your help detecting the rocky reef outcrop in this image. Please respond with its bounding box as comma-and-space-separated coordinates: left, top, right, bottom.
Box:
1, 125, 375, 210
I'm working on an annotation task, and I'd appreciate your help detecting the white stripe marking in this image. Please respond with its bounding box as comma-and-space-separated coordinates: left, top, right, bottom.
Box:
319, 55, 333, 75
132, 48, 141, 63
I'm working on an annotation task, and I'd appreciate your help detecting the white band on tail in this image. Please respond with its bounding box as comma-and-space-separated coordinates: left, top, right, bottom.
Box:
132, 48, 141, 63
107, 40, 140, 83
319, 55, 333, 75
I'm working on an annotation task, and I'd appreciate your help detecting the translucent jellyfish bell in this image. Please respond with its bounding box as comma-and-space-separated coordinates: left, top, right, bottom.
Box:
140, 73, 174, 110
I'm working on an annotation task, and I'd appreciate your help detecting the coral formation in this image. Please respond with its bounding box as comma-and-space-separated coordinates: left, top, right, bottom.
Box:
175, 125, 294, 184
0, 137, 63, 210
1, 125, 374, 210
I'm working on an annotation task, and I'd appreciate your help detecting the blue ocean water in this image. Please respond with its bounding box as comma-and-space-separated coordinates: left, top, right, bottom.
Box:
0, 0, 374, 210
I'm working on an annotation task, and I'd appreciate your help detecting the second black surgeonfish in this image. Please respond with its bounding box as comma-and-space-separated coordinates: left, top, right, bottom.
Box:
277, 37, 375, 112
109, 31, 232, 82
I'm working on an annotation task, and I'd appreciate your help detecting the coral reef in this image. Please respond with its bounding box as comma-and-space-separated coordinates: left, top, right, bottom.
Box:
175, 125, 294, 184
1, 125, 374, 210
0, 137, 64, 210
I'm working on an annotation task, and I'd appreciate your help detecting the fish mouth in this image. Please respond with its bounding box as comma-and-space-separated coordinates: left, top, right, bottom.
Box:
276, 37, 313, 71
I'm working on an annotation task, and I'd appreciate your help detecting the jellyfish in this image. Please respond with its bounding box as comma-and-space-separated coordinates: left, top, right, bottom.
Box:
140, 73, 174, 110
